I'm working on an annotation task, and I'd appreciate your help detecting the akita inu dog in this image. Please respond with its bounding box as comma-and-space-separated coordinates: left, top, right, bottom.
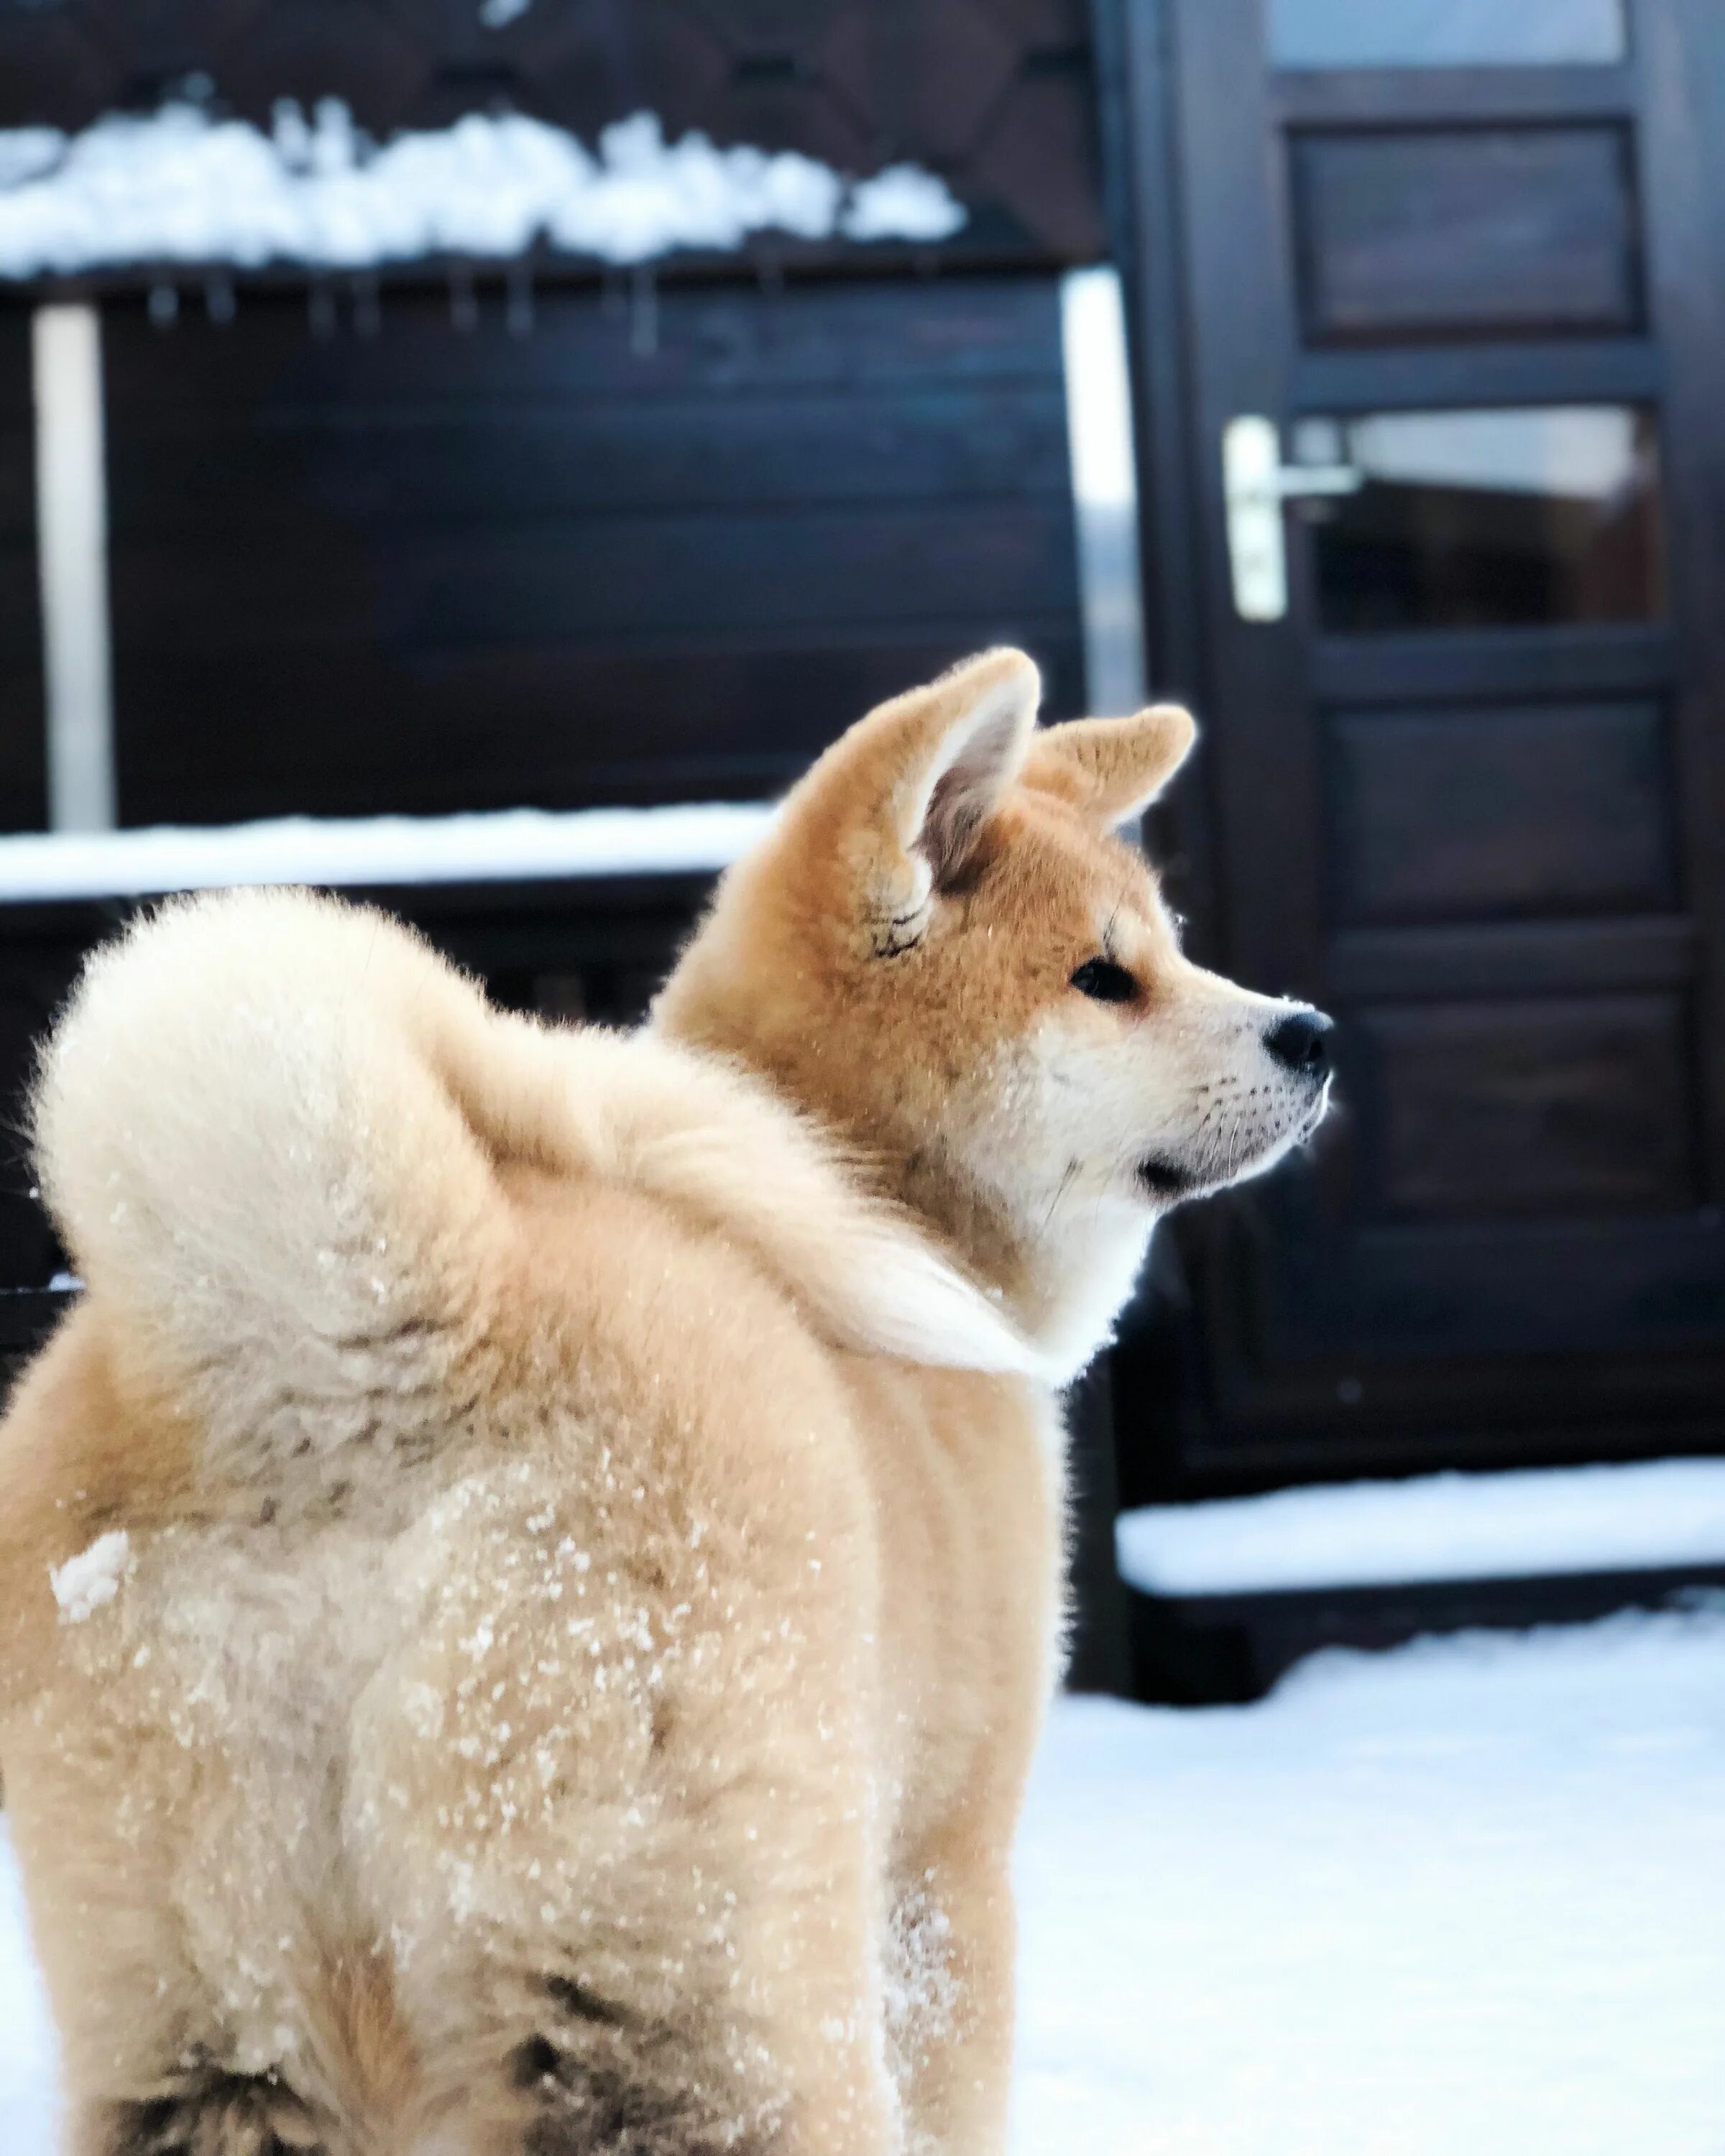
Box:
0, 650, 1330, 2156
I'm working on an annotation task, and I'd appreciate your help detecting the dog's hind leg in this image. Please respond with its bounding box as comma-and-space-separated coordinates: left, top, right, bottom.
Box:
77, 2064, 326, 2156
445, 1800, 903, 2156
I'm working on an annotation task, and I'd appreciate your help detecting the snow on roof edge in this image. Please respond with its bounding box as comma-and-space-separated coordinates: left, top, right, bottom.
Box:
1117, 1456, 1725, 1598
0, 801, 777, 902
0, 103, 967, 280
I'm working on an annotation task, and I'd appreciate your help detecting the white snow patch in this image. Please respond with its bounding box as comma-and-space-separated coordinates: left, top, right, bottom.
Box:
47, 1529, 130, 1623
0, 1831, 58, 2151
1010, 1603, 1725, 2155
0, 132, 60, 192
4, 1604, 1725, 2151
0, 800, 776, 903
840, 163, 970, 243
1118, 1455, 1725, 1598
0, 101, 965, 278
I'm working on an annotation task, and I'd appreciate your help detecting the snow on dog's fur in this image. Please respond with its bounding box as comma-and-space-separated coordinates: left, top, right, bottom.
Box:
0, 650, 1330, 2156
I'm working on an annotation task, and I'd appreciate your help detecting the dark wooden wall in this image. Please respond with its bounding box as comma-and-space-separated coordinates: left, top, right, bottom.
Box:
101, 274, 1083, 826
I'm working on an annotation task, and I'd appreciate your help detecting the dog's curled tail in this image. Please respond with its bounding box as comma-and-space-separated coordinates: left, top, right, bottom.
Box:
34, 888, 1037, 1496
33, 888, 518, 1491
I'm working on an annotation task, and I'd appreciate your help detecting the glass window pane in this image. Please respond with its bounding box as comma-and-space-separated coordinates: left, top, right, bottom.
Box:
1269, 0, 1627, 70
1294, 406, 1665, 633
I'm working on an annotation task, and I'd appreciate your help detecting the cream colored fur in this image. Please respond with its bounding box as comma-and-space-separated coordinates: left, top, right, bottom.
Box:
37, 890, 1039, 1498
0, 650, 1328, 2156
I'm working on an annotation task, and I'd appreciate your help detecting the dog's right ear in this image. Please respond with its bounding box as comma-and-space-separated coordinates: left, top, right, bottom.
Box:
789, 648, 1040, 954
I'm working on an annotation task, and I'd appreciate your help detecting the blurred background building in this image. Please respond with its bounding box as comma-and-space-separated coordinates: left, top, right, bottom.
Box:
0, 0, 1721, 1695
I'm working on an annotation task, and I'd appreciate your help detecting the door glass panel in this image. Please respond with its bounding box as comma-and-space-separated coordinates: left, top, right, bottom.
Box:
1292, 407, 1665, 632
1269, 0, 1627, 70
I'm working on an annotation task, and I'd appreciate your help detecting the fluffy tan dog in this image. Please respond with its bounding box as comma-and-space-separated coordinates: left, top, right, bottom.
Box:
0, 650, 1330, 2156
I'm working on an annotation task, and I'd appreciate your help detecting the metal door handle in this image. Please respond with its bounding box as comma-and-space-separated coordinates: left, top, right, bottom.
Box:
1223, 414, 1362, 622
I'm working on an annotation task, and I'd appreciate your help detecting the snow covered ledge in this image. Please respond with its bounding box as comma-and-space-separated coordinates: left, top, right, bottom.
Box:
0, 102, 965, 277
0, 801, 776, 902
1118, 1458, 1725, 1598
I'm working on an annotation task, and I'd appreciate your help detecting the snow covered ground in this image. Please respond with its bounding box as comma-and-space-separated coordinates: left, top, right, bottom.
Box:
4, 1603, 1724, 2152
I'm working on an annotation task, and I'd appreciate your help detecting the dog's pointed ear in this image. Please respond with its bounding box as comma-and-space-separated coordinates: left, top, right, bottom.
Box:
1021, 704, 1197, 829
887, 648, 1040, 883
790, 649, 1039, 951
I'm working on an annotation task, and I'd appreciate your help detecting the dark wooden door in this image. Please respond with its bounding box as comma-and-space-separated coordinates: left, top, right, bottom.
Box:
1108, 0, 1725, 1491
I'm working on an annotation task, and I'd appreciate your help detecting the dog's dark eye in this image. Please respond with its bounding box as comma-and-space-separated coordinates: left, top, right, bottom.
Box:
1070, 957, 1138, 1004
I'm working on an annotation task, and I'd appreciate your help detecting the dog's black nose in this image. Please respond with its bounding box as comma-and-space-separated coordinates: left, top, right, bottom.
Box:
1264, 1007, 1333, 1078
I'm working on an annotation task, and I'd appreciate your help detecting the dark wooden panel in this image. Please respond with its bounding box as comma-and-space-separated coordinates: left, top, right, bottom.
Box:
1356, 993, 1694, 1217
104, 276, 1082, 824
0, 308, 43, 834
1271, 66, 1639, 128
1121, 1183, 1725, 1493
0, 936, 85, 1290
103, 280, 1070, 411
1329, 917, 1693, 1000
116, 629, 1086, 824
106, 387, 1073, 532
1295, 337, 1662, 413
1330, 700, 1675, 923
111, 500, 1078, 650
0, 643, 45, 837
1292, 125, 1642, 344
1312, 622, 1673, 704
1282, 1211, 1725, 1363
0, 420, 33, 542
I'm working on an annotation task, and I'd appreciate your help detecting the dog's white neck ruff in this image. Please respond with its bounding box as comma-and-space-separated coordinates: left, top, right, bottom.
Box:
1009, 1203, 1156, 1386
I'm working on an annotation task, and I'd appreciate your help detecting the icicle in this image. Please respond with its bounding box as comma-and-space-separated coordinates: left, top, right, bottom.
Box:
629, 264, 656, 359
147, 282, 178, 329
203, 272, 234, 326
505, 259, 533, 338
449, 264, 478, 333
352, 270, 381, 338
